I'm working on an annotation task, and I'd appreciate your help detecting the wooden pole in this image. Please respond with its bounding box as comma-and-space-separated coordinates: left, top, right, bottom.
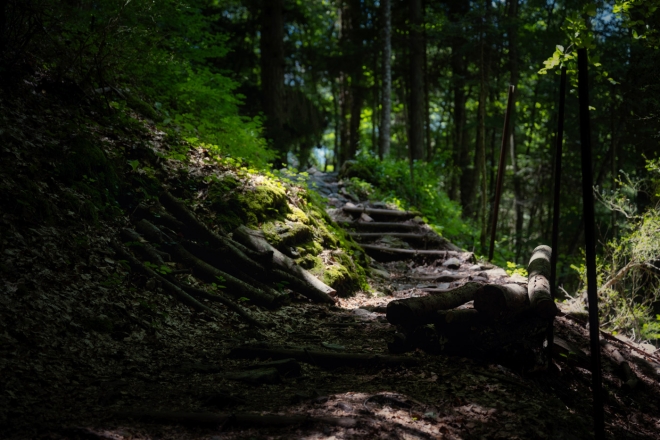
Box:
577, 48, 605, 440
488, 85, 515, 261
548, 66, 567, 364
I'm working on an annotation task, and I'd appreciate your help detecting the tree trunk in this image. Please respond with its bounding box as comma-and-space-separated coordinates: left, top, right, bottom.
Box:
378, 0, 392, 159
260, 0, 286, 166
386, 282, 482, 329
347, 0, 363, 161
408, 0, 425, 162
507, 0, 524, 262
475, 0, 490, 251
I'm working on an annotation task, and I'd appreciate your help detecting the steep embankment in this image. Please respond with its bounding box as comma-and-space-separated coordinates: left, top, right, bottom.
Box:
1, 79, 660, 440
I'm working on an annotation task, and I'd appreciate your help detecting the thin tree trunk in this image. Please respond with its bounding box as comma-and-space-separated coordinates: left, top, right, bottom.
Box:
347, 0, 363, 161
378, 0, 392, 159
409, 0, 425, 161
507, 0, 523, 262
260, 0, 286, 167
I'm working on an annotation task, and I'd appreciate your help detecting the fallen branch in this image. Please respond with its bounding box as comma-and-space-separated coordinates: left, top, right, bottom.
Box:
230, 344, 419, 368
136, 220, 283, 308
386, 282, 482, 329
169, 279, 266, 328
602, 340, 639, 390
116, 410, 358, 428
120, 228, 169, 265
111, 240, 221, 317
234, 226, 336, 304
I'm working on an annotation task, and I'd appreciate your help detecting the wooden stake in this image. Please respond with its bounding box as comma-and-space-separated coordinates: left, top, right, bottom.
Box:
577, 48, 605, 440
488, 85, 515, 261
548, 66, 567, 365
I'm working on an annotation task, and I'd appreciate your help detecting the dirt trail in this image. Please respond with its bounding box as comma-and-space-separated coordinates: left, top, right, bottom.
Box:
2, 170, 660, 440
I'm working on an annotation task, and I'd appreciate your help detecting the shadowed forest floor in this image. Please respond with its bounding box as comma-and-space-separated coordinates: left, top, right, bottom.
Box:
3, 172, 660, 440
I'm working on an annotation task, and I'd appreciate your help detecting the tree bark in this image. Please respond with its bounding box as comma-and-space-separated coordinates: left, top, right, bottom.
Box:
527, 245, 557, 318
378, 0, 392, 159
260, 0, 286, 166
473, 283, 529, 321
233, 226, 337, 303
409, 0, 425, 162
386, 282, 482, 329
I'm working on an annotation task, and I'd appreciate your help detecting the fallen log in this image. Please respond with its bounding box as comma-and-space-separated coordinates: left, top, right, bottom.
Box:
170, 279, 266, 328
116, 410, 358, 428
435, 308, 483, 328
473, 284, 530, 321
602, 340, 639, 390
527, 245, 557, 318
342, 206, 421, 220
229, 344, 419, 369
386, 282, 482, 329
335, 221, 419, 232
120, 228, 169, 266
159, 190, 274, 268
136, 220, 283, 308
233, 226, 336, 304
359, 244, 471, 262
111, 240, 222, 318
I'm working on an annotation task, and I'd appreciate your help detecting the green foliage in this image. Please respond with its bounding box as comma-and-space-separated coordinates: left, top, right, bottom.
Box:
344, 154, 477, 246
614, 0, 660, 48
505, 261, 528, 278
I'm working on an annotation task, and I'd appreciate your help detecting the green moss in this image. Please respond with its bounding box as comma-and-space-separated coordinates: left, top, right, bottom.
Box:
263, 220, 313, 249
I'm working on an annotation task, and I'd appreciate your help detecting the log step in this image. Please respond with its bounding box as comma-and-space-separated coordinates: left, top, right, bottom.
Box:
348, 231, 449, 245
342, 206, 421, 220
336, 221, 419, 232
360, 244, 471, 262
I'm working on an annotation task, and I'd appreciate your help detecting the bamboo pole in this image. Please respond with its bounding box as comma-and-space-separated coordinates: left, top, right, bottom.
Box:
577, 48, 605, 440
488, 85, 515, 261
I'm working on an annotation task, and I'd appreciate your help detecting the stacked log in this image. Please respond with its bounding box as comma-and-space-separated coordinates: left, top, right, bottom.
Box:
386, 246, 557, 368
115, 190, 340, 328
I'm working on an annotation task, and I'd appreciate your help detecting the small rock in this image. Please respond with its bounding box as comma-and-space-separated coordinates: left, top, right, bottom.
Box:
468, 264, 482, 271
442, 257, 461, 269
484, 268, 508, 279
321, 342, 346, 351
360, 213, 374, 222
370, 268, 390, 279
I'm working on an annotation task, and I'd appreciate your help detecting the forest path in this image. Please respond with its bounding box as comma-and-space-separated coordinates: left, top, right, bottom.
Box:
3, 169, 659, 440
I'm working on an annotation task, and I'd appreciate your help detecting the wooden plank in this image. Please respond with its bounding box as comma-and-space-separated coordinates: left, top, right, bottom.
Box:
342, 206, 421, 219
335, 221, 419, 232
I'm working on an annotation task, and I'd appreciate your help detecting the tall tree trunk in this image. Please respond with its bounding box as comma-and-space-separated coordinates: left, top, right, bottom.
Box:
338, 1, 351, 165
424, 3, 432, 162
260, 0, 286, 167
507, 0, 524, 262
379, 0, 392, 159
475, 0, 491, 252
447, 2, 471, 208
347, 0, 363, 161
409, 0, 425, 162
